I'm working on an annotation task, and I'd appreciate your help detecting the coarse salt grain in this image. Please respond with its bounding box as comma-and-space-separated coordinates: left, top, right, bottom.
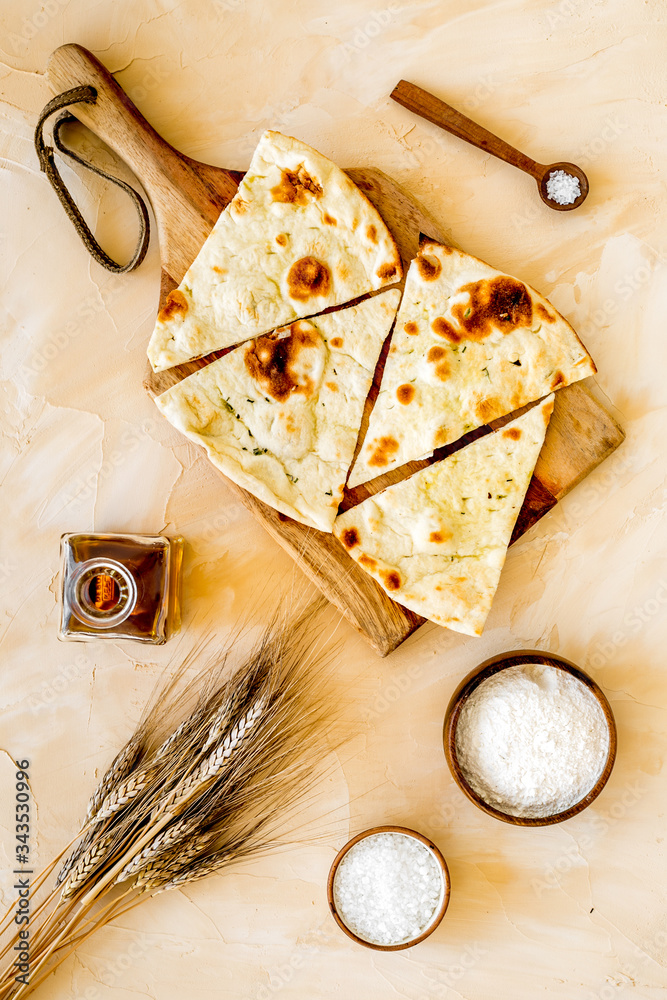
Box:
333, 832, 443, 946
545, 169, 581, 205
455, 664, 610, 818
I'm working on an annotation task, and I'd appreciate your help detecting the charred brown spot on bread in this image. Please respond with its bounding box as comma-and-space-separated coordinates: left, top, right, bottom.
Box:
429, 529, 452, 543
359, 554, 377, 570
275, 233, 288, 247
337, 262, 350, 282
271, 166, 323, 206
377, 262, 398, 281
232, 199, 249, 215
158, 290, 188, 322
550, 370, 566, 389
403, 321, 419, 336
432, 316, 461, 343
341, 527, 360, 549
330, 337, 343, 348
536, 302, 554, 322
212, 266, 226, 275
427, 345, 450, 381
325, 381, 338, 392
416, 253, 442, 281
287, 257, 332, 301
396, 383, 415, 405
367, 224, 377, 243
452, 276, 533, 340
368, 436, 399, 468
503, 426, 522, 440
475, 396, 501, 422
380, 569, 401, 591
323, 213, 337, 226
244, 322, 320, 403
433, 425, 450, 447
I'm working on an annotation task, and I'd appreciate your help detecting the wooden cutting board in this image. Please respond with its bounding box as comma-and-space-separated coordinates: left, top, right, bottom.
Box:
46, 44, 625, 656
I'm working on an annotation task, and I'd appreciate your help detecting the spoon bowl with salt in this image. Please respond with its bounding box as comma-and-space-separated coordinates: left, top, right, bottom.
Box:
537, 160, 589, 211
391, 81, 589, 212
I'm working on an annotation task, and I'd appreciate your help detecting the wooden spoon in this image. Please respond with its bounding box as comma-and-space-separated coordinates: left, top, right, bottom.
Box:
391, 80, 588, 211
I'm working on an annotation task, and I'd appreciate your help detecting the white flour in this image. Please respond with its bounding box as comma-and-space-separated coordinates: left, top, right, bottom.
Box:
454, 663, 610, 818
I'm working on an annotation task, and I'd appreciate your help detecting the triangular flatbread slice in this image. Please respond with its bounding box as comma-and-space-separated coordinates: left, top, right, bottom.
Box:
148, 131, 402, 372
154, 289, 401, 531
347, 240, 594, 487
334, 396, 554, 635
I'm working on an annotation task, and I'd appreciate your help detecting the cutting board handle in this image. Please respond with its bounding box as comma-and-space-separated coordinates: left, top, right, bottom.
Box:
46, 44, 188, 202
45, 43, 240, 278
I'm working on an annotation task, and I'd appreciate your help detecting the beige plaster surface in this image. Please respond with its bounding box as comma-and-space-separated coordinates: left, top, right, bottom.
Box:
1, 1, 666, 997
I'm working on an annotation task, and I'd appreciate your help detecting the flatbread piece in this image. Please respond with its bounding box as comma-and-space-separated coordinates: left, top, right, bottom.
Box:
154, 289, 401, 531
334, 396, 554, 635
148, 131, 402, 372
348, 240, 594, 487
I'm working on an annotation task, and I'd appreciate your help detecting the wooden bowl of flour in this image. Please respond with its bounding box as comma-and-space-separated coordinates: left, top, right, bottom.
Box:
443, 651, 617, 826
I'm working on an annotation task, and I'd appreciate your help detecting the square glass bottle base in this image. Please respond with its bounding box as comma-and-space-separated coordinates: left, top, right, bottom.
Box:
59, 532, 182, 644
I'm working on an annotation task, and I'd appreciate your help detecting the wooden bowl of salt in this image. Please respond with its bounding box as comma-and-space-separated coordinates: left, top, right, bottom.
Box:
443, 651, 617, 826
327, 825, 450, 950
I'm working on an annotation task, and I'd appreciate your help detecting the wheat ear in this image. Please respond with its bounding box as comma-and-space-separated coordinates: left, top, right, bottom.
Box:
132, 834, 213, 892
60, 831, 116, 901
55, 828, 95, 888
164, 698, 265, 816
94, 767, 151, 822
85, 740, 141, 822
116, 816, 199, 884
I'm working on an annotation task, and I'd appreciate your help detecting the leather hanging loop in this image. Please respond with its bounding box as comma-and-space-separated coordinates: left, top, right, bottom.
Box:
34, 86, 150, 273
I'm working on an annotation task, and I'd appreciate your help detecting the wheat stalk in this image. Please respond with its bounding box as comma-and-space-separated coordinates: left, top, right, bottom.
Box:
0, 598, 346, 999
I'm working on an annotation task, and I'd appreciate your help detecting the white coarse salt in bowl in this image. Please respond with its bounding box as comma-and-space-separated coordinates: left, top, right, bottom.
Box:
444, 651, 617, 826
327, 826, 450, 950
